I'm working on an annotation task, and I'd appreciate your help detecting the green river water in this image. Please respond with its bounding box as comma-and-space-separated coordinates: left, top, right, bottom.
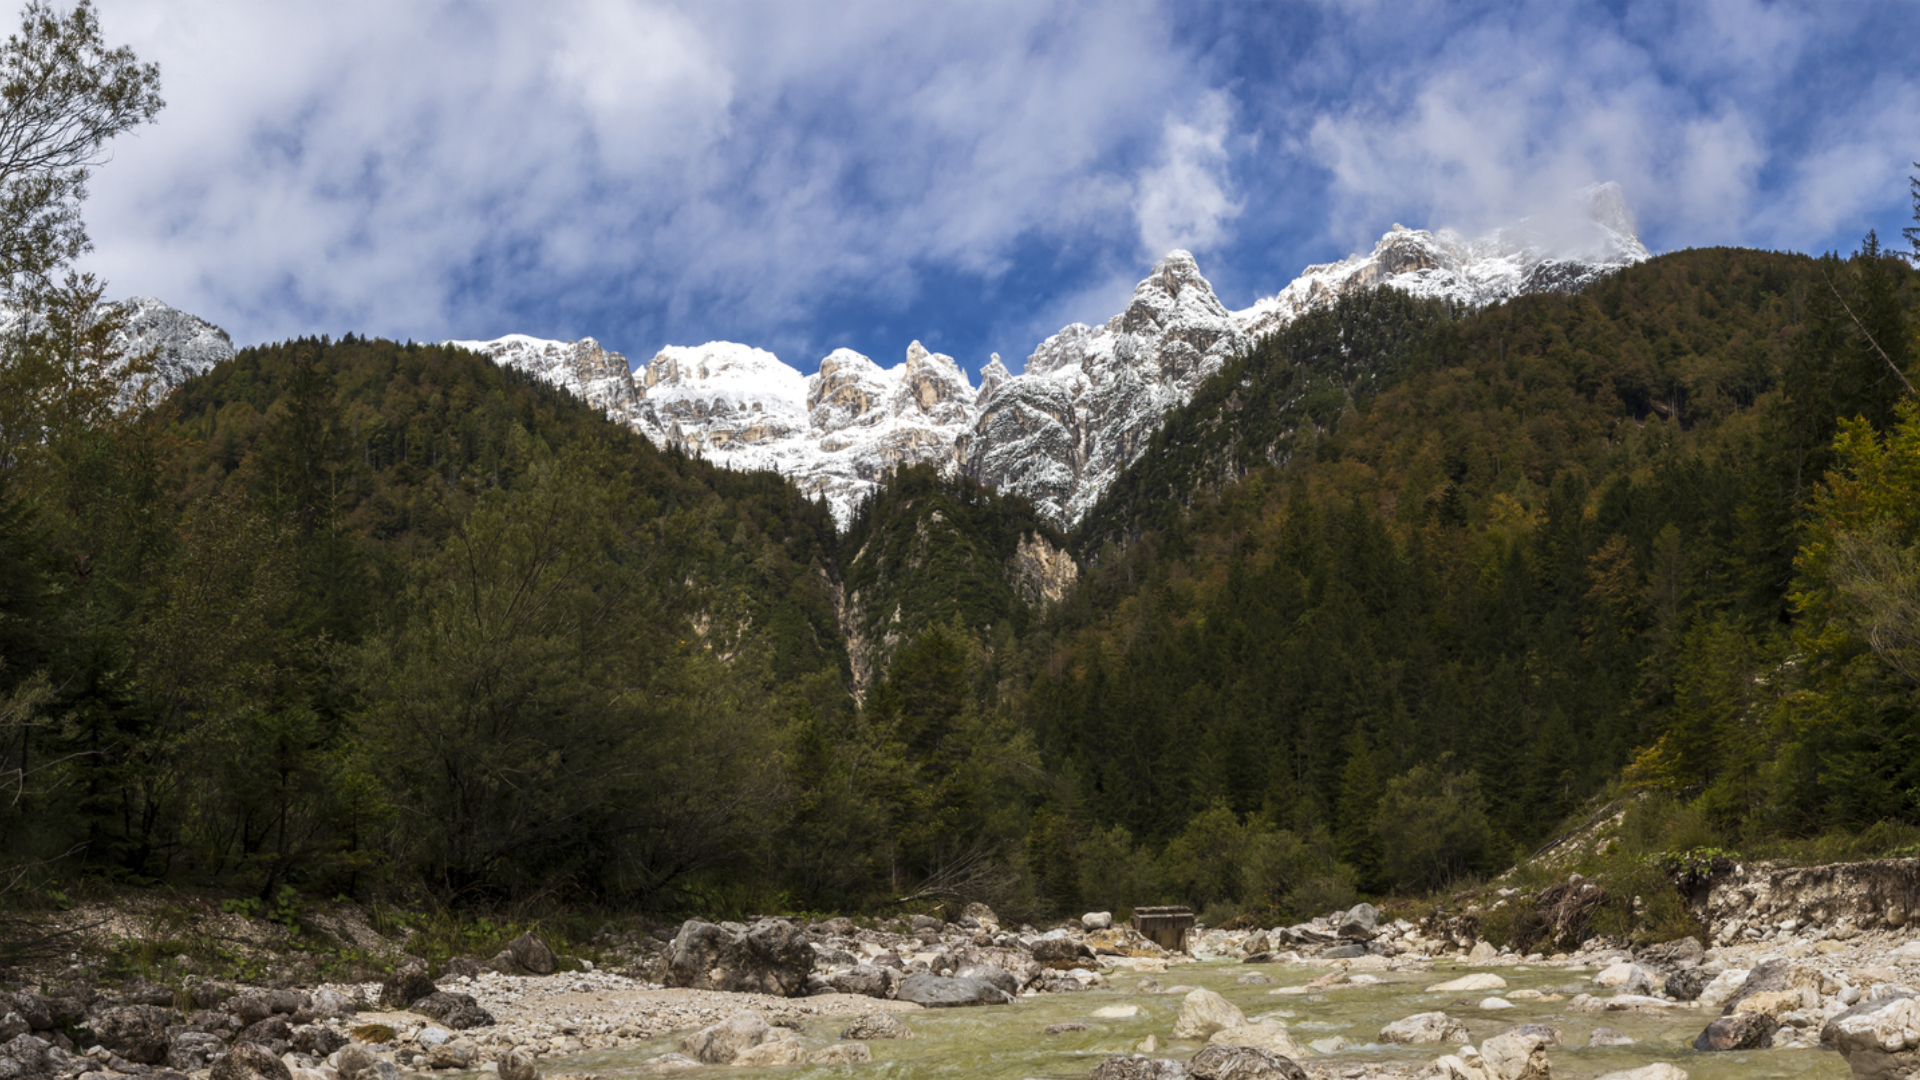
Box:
550, 961, 1851, 1080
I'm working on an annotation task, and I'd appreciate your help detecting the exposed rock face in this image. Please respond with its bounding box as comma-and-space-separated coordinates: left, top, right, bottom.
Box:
1011, 532, 1078, 606
109, 297, 237, 400
1684, 857, 1920, 944
965, 251, 1245, 526
1, 296, 236, 407
446, 334, 644, 429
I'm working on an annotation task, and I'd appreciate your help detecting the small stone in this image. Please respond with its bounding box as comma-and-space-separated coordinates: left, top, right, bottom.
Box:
807, 1041, 871, 1065
838, 1013, 912, 1041
1587, 1027, 1635, 1047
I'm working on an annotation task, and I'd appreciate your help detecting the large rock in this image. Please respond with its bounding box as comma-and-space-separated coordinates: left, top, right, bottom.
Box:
235, 1015, 293, 1051
1380, 1012, 1470, 1045
425, 1040, 477, 1070
379, 960, 436, 1008
1033, 936, 1090, 965
841, 1013, 913, 1040
1477, 1031, 1551, 1080
1429, 974, 1507, 993
1089, 1056, 1191, 1080
211, 1042, 293, 1080
169, 1031, 226, 1072
1593, 1067, 1688, 1080
666, 920, 814, 996
1691, 1012, 1778, 1051
88, 1004, 172, 1064
291, 1024, 348, 1056
1173, 989, 1247, 1040
956, 964, 1021, 997
1207, 1022, 1307, 1059
895, 973, 1012, 1007
489, 932, 557, 976
827, 965, 892, 998
498, 1048, 541, 1080
1593, 962, 1655, 994
1826, 994, 1920, 1080
1337, 904, 1379, 941
1188, 1044, 1306, 1080
334, 1045, 379, 1080
1, 995, 51, 1033
1085, 912, 1115, 931
408, 991, 494, 1029
680, 1012, 777, 1065
1696, 968, 1749, 1010
1664, 969, 1709, 1001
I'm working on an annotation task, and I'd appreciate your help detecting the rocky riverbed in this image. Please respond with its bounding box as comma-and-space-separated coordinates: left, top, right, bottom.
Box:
6, 864, 1920, 1080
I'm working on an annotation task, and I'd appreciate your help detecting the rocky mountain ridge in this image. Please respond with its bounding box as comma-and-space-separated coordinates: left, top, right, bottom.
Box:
450, 184, 1649, 529
0, 295, 236, 405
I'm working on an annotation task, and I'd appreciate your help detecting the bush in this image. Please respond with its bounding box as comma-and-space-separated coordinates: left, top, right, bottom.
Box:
1373, 764, 1495, 892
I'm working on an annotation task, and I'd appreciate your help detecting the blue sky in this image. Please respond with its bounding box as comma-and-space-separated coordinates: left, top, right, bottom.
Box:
80, 0, 1920, 379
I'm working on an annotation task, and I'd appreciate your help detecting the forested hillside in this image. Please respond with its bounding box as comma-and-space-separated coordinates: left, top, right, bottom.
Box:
1, 335, 850, 906
1007, 242, 1920, 920
6, 238, 1920, 927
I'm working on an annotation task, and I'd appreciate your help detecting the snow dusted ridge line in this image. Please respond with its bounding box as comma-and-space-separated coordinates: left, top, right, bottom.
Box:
450, 183, 1650, 529
0, 296, 237, 407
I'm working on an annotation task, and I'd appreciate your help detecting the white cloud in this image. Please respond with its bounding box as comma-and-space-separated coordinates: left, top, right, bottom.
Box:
1134, 91, 1241, 258
77, 0, 1220, 366
1298, 1, 1917, 257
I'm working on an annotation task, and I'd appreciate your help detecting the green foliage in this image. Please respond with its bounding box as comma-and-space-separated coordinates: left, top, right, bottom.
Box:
1371, 762, 1495, 893
0, 0, 164, 302
1019, 244, 1920, 906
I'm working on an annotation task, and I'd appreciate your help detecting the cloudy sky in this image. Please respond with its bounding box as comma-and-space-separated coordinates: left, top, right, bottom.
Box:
78, 0, 1920, 378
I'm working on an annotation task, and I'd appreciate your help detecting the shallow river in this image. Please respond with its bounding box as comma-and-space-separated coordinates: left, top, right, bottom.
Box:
552, 961, 1850, 1080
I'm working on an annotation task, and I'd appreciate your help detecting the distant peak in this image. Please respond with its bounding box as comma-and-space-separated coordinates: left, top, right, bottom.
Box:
1153, 249, 1199, 273
1577, 180, 1638, 240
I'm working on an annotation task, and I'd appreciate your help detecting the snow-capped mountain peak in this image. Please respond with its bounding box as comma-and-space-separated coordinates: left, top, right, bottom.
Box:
452, 184, 1650, 529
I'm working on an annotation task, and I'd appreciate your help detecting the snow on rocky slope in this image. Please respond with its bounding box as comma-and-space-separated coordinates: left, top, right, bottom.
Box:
0, 296, 235, 405
451, 184, 1650, 529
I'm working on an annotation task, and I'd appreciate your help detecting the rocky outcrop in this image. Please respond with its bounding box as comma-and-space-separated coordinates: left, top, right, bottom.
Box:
1232, 182, 1648, 342
964, 251, 1244, 527
665, 919, 814, 997
1010, 531, 1078, 606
